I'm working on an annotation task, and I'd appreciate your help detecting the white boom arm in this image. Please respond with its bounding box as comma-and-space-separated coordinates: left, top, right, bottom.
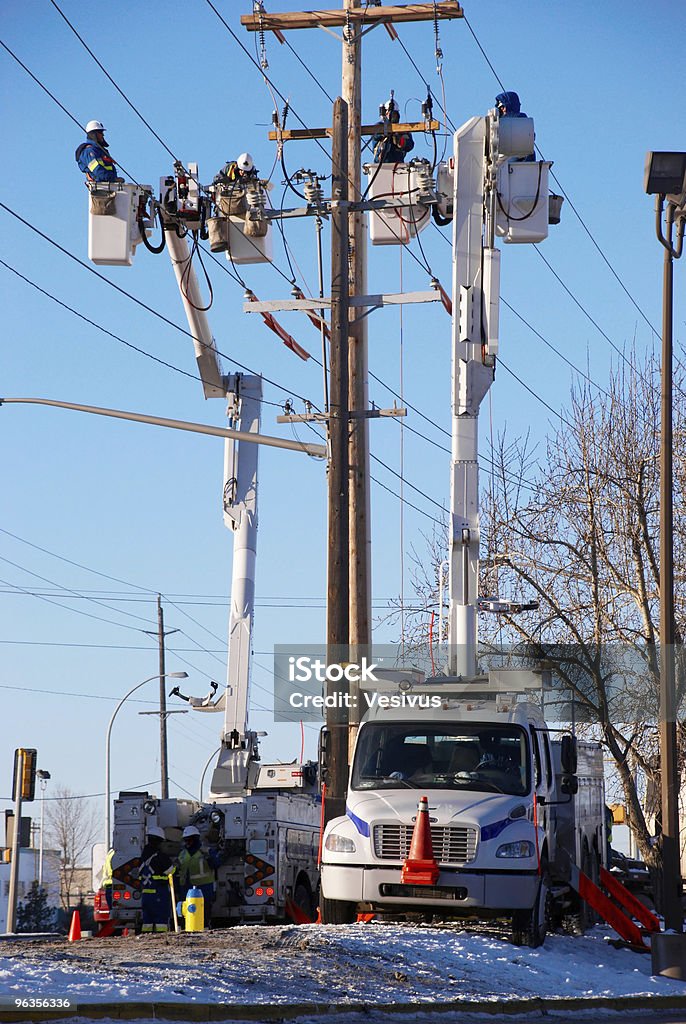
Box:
448, 111, 549, 676
448, 116, 497, 677
221, 375, 261, 745
165, 227, 225, 399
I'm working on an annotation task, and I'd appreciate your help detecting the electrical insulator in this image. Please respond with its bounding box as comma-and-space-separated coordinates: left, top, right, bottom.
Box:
303, 177, 323, 209
413, 159, 436, 203
245, 181, 267, 219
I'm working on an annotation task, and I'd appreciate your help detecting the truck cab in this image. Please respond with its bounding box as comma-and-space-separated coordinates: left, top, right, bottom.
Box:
320, 674, 605, 947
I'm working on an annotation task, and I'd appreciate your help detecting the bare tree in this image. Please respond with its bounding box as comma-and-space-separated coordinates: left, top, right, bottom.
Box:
46, 786, 99, 910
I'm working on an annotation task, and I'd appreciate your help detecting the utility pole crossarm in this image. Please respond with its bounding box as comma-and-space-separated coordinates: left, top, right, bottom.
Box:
268, 121, 439, 142
241, 3, 463, 32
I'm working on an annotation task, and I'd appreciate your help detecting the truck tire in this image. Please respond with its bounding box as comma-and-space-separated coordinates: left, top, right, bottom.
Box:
512, 868, 549, 948
319, 895, 357, 925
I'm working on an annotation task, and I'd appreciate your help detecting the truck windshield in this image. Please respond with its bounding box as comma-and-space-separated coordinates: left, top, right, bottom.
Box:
351, 723, 530, 796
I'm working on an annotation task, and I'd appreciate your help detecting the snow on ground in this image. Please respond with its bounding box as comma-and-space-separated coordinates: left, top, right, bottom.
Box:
0, 923, 683, 1007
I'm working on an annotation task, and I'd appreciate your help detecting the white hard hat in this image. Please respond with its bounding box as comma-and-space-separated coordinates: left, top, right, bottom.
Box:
86, 120, 105, 133
236, 152, 254, 172
146, 826, 165, 840
182, 825, 200, 838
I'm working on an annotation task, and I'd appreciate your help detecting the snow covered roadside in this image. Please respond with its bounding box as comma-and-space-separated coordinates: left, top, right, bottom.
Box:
0, 923, 684, 1007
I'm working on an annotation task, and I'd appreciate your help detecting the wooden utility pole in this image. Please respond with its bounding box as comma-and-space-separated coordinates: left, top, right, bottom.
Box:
157, 595, 169, 799
343, 0, 369, 754
326, 96, 350, 823
243, 0, 463, 788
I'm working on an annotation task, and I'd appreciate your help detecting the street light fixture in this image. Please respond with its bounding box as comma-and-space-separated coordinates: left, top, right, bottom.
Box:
36, 769, 51, 887
644, 151, 686, 198
645, 150, 686, 975
104, 671, 188, 847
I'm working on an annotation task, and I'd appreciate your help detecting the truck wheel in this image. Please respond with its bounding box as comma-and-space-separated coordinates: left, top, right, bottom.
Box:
512, 871, 549, 948
319, 895, 357, 925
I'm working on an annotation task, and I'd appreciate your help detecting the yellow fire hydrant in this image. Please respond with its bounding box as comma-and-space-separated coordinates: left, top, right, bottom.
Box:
177, 886, 205, 931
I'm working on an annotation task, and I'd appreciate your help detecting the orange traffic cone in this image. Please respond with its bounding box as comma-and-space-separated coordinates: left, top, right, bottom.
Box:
401, 796, 440, 886
68, 910, 82, 942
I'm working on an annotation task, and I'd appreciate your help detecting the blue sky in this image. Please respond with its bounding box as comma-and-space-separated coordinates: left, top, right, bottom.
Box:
1, 1, 682, 836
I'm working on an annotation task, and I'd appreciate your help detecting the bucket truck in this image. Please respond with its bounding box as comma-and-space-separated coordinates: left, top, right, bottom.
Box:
89, 165, 321, 927
319, 110, 616, 945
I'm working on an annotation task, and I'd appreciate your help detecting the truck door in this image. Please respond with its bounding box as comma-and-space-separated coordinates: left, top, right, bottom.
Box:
530, 727, 552, 861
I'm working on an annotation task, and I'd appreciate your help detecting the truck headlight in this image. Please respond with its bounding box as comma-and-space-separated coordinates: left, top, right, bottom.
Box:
495, 841, 535, 859
325, 834, 356, 853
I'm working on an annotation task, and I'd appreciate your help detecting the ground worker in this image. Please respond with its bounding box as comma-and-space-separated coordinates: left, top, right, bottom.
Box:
102, 847, 114, 910
372, 95, 414, 164
136, 826, 173, 934
75, 120, 123, 183
176, 825, 219, 926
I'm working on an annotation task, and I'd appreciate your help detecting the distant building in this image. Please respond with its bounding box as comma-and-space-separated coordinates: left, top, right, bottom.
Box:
0, 847, 60, 932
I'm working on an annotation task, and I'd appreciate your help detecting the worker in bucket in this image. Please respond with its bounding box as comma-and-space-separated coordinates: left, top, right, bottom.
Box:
75, 120, 123, 183
372, 94, 414, 163
213, 152, 258, 185
176, 826, 219, 926
136, 825, 173, 933
495, 92, 535, 161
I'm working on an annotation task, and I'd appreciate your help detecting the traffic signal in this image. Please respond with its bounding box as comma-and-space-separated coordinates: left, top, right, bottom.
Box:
12, 748, 37, 802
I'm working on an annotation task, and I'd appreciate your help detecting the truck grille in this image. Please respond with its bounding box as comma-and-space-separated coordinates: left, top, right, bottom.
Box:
372, 824, 478, 864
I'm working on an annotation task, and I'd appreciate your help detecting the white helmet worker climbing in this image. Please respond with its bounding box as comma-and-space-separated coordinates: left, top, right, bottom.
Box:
236, 152, 254, 173
85, 119, 105, 134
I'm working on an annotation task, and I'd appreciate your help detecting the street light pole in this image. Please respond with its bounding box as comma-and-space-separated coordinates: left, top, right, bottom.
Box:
104, 671, 187, 847
644, 151, 686, 940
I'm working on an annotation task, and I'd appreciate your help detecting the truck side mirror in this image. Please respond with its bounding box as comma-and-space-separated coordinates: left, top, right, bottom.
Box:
318, 727, 331, 786
560, 734, 578, 774
560, 773, 579, 796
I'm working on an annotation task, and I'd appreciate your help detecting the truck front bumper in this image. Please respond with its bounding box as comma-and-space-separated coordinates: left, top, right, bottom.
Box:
321, 862, 539, 912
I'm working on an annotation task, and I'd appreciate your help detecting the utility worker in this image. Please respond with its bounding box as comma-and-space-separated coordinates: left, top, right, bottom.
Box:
75, 120, 123, 183
102, 847, 115, 910
176, 825, 218, 926
372, 96, 414, 164
136, 826, 173, 934
494, 92, 535, 161
213, 152, 258, 185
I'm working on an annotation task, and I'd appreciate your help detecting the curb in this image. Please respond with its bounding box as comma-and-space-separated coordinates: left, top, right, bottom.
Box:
2, 994, 686, 1022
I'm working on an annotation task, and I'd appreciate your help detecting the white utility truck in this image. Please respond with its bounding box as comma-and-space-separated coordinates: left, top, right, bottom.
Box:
321, 671, 606, 946
89, 166, 323, 928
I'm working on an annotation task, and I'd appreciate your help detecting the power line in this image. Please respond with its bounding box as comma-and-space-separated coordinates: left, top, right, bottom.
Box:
48, 0, 179, 166
0, 201, 317, 411
0, 553, 156, 627
0, 38, 83, 132
531, 248, 643, 373
461, 12, 658, 342
0, 260, 216, 390
370, 452, 448, 515
0, 574, 159, 637
203, 0, 436, 277
498, 360, 576, 431
500, 295, 612, 398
